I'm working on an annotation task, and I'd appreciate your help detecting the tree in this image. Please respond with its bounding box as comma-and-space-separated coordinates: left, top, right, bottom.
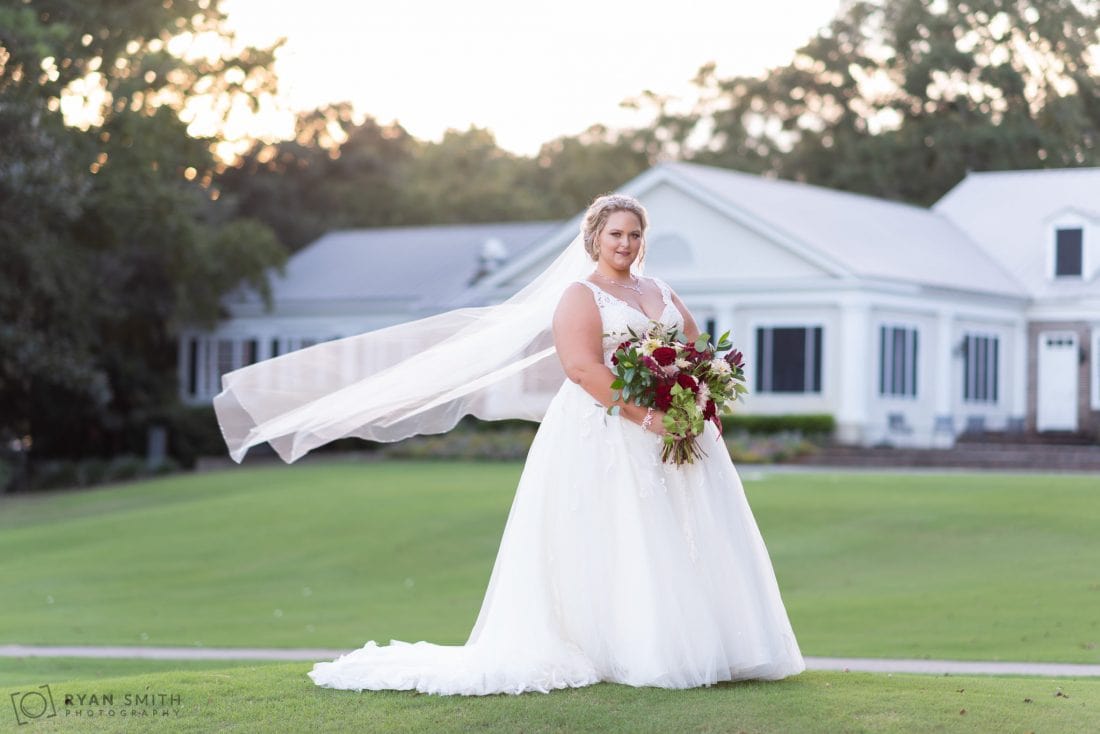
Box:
689, 0, 1100, 204
398, 126, 549, 223
519, 124, 653, 216
219, 104, 417, 250
0, 0, 286, 464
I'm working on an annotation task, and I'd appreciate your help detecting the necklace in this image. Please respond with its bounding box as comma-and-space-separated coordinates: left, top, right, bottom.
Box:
594, 271, 643, 294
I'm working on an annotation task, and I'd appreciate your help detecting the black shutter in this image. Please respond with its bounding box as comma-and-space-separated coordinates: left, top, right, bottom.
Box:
755, 328, 766, 392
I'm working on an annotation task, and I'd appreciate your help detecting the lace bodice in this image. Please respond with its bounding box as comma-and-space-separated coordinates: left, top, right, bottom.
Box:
577, 277, 685, 367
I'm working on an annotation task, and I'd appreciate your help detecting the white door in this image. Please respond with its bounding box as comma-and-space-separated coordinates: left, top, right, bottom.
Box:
1036, 332, 1078, 431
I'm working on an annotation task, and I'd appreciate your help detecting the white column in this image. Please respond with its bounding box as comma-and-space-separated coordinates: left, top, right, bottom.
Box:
722, 305, 738, 345
931, 310, 955, 447
836, 300, 870, 445
257, 333, 273, 361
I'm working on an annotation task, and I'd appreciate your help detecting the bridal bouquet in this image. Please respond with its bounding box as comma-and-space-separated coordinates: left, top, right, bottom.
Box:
607, 323, 747, 465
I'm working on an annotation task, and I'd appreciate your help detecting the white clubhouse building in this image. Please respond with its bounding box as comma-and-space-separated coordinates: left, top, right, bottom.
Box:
181, 163, 1100, 447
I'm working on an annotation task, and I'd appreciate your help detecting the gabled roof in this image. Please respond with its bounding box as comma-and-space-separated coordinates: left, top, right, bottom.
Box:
231, 220, 561, 310
478, 162, 1030, 301
934, 167, 1100, 298
662, 162, 1029, 297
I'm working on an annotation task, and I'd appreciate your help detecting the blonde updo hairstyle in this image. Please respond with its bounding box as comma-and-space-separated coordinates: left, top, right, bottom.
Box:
582, 193, 649, 264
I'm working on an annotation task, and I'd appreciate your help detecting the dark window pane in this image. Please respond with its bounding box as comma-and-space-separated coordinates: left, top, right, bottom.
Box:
981, 336, 990, 398
893, 328, 905, 394
812, 326, 822, 392
771, 327, 807, 392
991, 338, 999, 402
911, 331, 919, 396
962, 333, 999, 403
1055, 228, 1083, 276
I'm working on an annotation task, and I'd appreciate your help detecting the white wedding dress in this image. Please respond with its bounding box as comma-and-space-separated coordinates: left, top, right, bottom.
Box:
308, 277, 805, 695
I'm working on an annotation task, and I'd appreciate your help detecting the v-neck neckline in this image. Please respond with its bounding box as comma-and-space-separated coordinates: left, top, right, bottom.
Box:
585, 278, 671, 323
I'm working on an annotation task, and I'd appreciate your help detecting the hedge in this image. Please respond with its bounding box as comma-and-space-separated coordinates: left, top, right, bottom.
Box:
720, 413, 835, 436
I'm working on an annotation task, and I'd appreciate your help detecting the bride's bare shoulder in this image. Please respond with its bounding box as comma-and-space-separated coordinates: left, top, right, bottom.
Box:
553, 282, 600, 323
558, 281, 598, 305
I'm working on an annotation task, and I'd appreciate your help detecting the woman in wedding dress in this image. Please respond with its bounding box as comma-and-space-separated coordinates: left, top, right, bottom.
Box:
305, 194, 805, 695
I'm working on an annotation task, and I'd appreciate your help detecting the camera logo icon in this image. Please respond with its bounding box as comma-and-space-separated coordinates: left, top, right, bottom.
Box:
10, 685, 57, 725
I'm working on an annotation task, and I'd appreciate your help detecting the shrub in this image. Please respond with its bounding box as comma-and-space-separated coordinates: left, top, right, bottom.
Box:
380, 425, 537, 461
724, 431, 819, 464
160, 404, 228, 468
0, 455, 17, 493
18, 454, 182, 493
720, 413, 835, 437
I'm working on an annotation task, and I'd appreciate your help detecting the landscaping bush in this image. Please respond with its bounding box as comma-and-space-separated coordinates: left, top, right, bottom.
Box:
380, 424, 538, 461
724, 431, 819, 464
19, 455, 180, 492
720, 413, 835, 437
160, 404, 229, 468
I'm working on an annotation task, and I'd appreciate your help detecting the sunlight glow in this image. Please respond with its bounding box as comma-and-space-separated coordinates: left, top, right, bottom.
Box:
218, 0, 842, 156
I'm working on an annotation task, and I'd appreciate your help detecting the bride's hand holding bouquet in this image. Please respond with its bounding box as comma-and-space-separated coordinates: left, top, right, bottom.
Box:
607, 324, 747, 465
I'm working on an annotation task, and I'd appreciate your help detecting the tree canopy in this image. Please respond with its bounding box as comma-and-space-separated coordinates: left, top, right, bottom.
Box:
1, 0, 286, 459
683, 0, 1100, 203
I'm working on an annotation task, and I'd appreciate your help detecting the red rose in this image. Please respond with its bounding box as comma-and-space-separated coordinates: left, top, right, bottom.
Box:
652, 346, 677, 366
654, 382, 673, 411
703, 399, 716, 419
676, 373, 698, 392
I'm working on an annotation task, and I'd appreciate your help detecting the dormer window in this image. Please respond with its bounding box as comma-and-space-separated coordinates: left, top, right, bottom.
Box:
1054, 227, 1083, 277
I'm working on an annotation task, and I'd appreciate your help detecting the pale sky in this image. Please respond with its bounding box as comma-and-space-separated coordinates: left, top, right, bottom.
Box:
220, 0, 841, 156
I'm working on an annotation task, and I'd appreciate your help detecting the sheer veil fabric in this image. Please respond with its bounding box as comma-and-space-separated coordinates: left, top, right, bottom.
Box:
213, 230, 638, 462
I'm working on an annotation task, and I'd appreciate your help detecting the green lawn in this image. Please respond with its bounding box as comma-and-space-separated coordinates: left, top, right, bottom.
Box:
1, 462, 1097, 663
5, 666, 1099, 733
1, 461, 1099, 732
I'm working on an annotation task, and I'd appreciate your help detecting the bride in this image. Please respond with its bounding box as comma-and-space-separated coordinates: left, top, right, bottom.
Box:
216, 193, 804, 695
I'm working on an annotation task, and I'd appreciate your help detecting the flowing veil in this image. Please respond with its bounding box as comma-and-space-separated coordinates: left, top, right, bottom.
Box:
213, 224, 645, 463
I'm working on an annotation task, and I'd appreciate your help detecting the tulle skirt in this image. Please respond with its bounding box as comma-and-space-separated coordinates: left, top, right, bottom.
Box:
308, 380, 804, 695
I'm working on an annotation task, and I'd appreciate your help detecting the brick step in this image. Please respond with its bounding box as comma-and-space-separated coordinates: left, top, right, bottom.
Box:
791, 444, 1100, 470
956, 431, 1097, 446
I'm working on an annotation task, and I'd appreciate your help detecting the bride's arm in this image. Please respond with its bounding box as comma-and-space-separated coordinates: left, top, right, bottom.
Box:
552, 283, 665, 433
